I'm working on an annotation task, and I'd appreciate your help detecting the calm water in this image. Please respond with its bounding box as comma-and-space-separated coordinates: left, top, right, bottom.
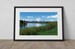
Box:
20, 23, 47, 29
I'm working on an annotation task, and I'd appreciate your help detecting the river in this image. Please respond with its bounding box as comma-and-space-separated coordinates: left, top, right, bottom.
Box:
20, 23, 47, 29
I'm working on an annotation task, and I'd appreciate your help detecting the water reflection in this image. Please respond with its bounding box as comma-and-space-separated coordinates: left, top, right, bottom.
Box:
20, 23, 47, 29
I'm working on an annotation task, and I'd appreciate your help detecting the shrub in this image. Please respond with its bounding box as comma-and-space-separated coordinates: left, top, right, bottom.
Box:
20, 27, 38, 35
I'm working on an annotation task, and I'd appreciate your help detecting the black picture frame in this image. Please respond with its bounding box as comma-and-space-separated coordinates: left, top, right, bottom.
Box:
14, 6, 64, 41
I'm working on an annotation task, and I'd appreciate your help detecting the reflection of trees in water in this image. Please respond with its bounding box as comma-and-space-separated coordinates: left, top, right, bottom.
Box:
20, 20, 47, 29
20, 20, 27, 26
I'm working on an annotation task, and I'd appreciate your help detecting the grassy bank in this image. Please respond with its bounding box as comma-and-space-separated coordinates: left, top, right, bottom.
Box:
20, 22, 57, 35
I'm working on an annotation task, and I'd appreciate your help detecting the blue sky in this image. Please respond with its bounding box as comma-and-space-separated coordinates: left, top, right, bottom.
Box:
20, 12, 57, 22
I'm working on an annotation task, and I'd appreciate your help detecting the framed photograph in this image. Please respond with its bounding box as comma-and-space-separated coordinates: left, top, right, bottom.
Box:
14, 6, 64, 41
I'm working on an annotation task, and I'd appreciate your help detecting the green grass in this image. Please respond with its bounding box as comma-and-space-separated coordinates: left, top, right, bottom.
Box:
37, 26, 57, 35
20, 22, 57, 35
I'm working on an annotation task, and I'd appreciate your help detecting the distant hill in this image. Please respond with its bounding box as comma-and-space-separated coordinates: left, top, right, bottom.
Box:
20, 20, 56, 23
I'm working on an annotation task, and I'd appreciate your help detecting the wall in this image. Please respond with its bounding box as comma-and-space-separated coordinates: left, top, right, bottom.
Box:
0, 0, 75, 40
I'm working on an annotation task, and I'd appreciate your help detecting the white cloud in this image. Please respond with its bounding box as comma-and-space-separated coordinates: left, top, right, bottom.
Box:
47, 15, 57, 18
42, 16, 45, 18
27, 16, 33, 19
36, 18, 41, 22
24, 19, 29, 21
44, 19, 57, 22
49, 19, 56, 21
25, 19, 33, 21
